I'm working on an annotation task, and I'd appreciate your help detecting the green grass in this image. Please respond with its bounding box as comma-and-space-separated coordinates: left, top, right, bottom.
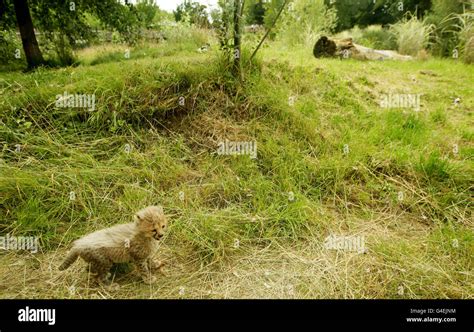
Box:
0, 38, 472, 299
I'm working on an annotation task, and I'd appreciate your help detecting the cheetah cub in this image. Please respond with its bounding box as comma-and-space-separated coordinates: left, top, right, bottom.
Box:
59, 206, 168, 284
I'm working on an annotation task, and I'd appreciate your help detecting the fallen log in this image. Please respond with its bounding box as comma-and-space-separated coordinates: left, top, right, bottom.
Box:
313, 36, 413, 61
313, 36, 337, 58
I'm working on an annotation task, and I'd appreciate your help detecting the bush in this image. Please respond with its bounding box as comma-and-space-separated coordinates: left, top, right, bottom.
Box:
161, 21, 211, 50
425, 0, 465, 57
390, 14, 435, 56
359, 25, 396, 50
337, 25, 397, 50
276, 0, 337, 47
442, 12, 474, 64
462, 25, 474, 64
0, 31, 25, 70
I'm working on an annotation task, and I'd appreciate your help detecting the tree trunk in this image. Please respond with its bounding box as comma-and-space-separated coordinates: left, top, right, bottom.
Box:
313, 36, 337, 58
13, 0, 44, 69
313, 36, 413, 61
233, 0, 242, 77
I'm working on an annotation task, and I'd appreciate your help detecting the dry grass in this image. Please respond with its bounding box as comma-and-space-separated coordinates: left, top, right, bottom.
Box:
1, 209, 471, 299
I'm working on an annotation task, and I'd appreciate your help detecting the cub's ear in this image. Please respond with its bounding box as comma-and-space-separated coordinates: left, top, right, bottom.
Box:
154, 205, 164, 215
148, 205, 164, 216
134, 210, 145, 223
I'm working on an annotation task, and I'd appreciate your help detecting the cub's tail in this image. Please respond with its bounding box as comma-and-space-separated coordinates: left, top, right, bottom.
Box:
59, 248, 79, 271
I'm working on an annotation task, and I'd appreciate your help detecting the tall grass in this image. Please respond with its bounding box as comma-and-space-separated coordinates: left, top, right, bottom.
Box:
390, 14, 435, 56
425, 0, 465, 57
335, 25, 396, 50
276, 0, 337, 48
441, 12, 474, 64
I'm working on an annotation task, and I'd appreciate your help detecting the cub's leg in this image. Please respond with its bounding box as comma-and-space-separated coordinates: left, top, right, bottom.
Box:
136, 259, 156, 284
147, 257, 165, 271
82, 249, 113, 285
90, 260, 113, 284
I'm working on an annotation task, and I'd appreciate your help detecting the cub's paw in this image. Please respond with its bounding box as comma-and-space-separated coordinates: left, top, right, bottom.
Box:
142, 275, 157, 284
106, 282, 121, 291
150, 260, 165, 271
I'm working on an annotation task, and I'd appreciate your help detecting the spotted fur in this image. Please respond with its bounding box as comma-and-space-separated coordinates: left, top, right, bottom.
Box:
59, 206, 167, 284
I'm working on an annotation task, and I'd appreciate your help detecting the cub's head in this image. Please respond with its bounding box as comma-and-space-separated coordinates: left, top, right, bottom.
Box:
134, 205, 168, 240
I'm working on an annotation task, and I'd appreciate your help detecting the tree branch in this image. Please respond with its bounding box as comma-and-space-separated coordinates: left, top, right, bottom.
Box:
249, 0, 288, 62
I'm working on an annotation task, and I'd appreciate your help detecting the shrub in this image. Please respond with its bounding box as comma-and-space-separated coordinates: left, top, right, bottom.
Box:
425, 0, 465, 57
162, 21, 211, 50
390, 14, 435, 56
276, 0, 337, 47
442, 12, 474, 64
334, 25, 396, 50
0, 30, 25, 70
357, 25, 397, 50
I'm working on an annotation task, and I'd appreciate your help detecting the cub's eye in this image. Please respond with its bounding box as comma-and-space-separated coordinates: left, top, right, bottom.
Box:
162, 225, 166, 228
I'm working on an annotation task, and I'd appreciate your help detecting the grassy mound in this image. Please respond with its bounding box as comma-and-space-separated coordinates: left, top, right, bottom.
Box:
0, 40, 472, 299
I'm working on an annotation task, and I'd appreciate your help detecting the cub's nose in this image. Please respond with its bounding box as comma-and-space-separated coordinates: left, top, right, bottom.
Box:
153, 233, 164, 240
